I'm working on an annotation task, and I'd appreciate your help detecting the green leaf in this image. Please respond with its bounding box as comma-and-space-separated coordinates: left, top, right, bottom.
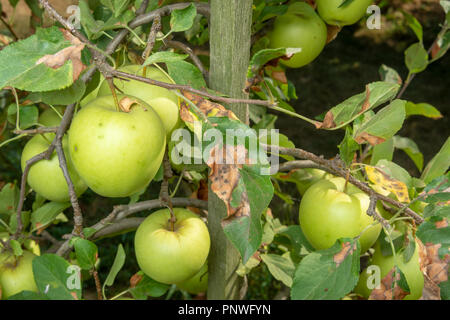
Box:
403, 234, 416, 263
417, 216, 449, 258
405, 42, 429, 74
31, 201, 71, 231
421, 137, 450, 184
143, 52, 188, 66
166, 60, 206, 90
223, 165, 274, 264
277, 224, 315, 254
79, 0, 104, 39
353, 99, 406, 146
371, 138, 394, 165
316, 82, 400, 130
291, 239, 361, 300
378, 64, 402, 85
129, 272, 170, 299
83, 227, 97, 239
338, 126, 360, 165
405, 102, 443, 119
403, 12, 423, 42
9, 239, 23, 256
8, 0, 19, 8
27, 80, 86, 106
170, 3, 197, 32
7, 291, 49, 300
0, 26, 74, 92
7, 105, 39, 129
73, 238, 98, 270
0, 183, 19, 215
32, 254, 81, 300
103, 244, 126, 288
247, 48, 301, 80
9, 211, 30, 234
101, 0, 131, 17
393, 136, 424, 171
260, 253, 295, 287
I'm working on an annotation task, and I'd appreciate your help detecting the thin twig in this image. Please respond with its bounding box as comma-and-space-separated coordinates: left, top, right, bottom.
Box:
13, 127, 58, 135
269, 147, 424, 224
142, 15, 161, 64
0, 16, 18, 41
160, 149, 176, 229
91, 269, 103, 300
278, 160, 325, 172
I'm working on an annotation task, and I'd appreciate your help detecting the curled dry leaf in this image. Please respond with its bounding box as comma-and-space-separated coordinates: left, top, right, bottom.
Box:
369, 267, 411, 300
180, 91, 239, 124
326, 25, 342, 44
130, 272, 143, 288
206, 144, 250, 220
35, 28, 86, 82
333, 241, 358, 268
119, 97, 140, 113
365, 165, 410, 203
354, 132, 386, 145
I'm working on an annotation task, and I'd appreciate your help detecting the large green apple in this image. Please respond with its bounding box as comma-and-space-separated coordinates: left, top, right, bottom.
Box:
316, 0, 373, 26
176, 262, 208, 294
97, 64, 180, 136
293, 168, 330, 195
268, 2, 327, 68
21, 108, 88, 202
299, 177, 382, 253
68, 94, 166, 198
354, 239, 424, 300
0, 250, 38, 299
134, 208, 210, 284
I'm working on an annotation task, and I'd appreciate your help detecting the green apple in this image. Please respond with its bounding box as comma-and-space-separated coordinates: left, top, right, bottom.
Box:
97, 64, 180, 136
134, 208, 210, 284
316, 0, 373, 26
176, 262, 208, 294
0, 250, 38, 299
21, 108, 88, 202
299, 177, 382, 253
355, 239, 424, 300
68, 94, 166, 198
293, 168, 330, 195
268, 2, 327, 68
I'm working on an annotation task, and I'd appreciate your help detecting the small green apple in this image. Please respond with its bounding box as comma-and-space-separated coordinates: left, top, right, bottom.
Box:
354, 239, 424, 300
177, 262, 208, 294
316, 0, 373, 26
134, 208, 210, 284
21, 108, 88, 202
299, 177, 382, 253
68, 94, 166, 198
0, 250, 38, 299
97, 64, 180, 136
268, 2, 327, 68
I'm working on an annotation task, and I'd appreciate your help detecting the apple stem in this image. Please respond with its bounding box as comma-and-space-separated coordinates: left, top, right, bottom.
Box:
344, 170, 350, 193
106, 78, 120, 112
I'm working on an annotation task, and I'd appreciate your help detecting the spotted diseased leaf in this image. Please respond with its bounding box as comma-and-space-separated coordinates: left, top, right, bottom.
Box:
179, 91, 239, 126
369, 266, 411, 300
291, 239, 361, 300
246, 48, 301, 91
431, 31, 450, 62
365, 165, 410, 202
379, 64, 402, 85
206, 144, 274, 263
353, 100, 406, 146
0, 26, 82, 92
314, 82, 400, 130
129, 271, 169, 299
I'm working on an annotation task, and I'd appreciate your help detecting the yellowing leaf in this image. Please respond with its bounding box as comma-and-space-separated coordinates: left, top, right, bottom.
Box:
365, 165, 410, 203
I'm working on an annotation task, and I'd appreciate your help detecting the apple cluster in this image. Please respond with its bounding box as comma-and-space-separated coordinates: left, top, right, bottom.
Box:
268, 0, 373, 68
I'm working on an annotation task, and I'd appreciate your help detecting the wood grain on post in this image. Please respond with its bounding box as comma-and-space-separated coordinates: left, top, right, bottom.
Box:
207, 0, 253, 300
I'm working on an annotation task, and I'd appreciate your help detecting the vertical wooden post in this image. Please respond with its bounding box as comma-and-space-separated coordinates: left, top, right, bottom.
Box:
207, 0, 253, 300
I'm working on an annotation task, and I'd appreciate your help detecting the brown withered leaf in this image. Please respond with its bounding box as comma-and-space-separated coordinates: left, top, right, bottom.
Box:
206, 144, 250, 219
354, 132, 386, 146
431, 41, 441, 60
130, 273, 143, 288
70, 292, 79, 300
369, 267, 411, 300
180, 91, 239, 123
119, 97, 140, 112
304, 0, 316, 8
271, 70, 288, 84
326, 25, 342, 44
333, 241, 358, 267
365, 165, 410, 203
35, 29, 86, 82
314, 111, 336, 129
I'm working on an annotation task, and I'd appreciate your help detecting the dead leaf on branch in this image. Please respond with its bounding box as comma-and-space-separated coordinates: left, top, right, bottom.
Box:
206, 144, 250, 220
180, 91, 239, 124
365, 165, 410, 203
119, 96, 140, 112
130, 273, 143, 288
333, 241, 358, 268
354, 132, 386, 146
35, 28, 86, 82
369, 267, 411, 300
326, 25, 342, 44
